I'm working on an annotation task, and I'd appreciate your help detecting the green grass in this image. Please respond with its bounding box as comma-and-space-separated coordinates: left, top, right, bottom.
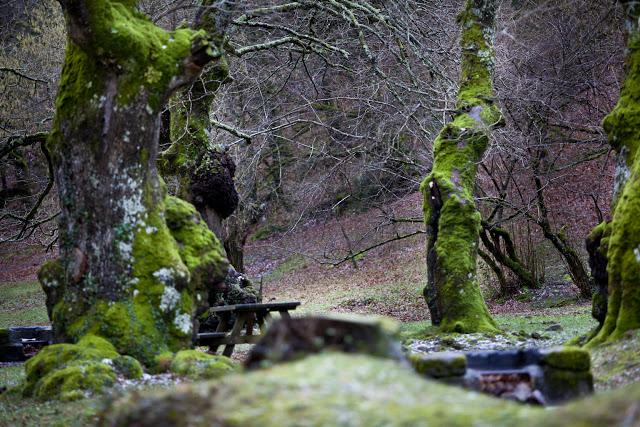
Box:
294, 279, 424, 315
399, 307, 596, 343
0, 281, 49, 328
264, 255, 309, 283
495, 307, 595, 341
0, 388, 105, 427
0, 365, 24, 390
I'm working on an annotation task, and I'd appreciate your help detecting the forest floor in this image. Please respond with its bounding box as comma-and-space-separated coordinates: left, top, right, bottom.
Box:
1, 192, 639, 425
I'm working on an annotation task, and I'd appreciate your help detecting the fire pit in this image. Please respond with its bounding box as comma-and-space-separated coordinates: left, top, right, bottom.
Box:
0, 326, 52, 362
410, 347, 593, 405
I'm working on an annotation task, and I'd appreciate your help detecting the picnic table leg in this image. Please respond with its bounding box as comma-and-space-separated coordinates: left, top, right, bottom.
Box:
209, 312, 231, 354
279, 310, 291, 320
223, 313, 248, 357
245, 314, 256, 336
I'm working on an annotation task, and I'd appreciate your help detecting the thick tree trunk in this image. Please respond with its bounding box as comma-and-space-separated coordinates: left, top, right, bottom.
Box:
37, 0, 227, 365
587, 0, 640, 345
421, 0, 500, 333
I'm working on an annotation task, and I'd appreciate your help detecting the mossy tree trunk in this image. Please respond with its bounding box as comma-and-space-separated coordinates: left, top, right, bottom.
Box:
586, 0, 640, 346
421, 0, 500, 333
159, 58, 239, 240
39, 0, 229, 366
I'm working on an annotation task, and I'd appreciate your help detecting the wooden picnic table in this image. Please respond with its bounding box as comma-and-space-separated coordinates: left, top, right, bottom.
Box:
196, 301, 300, 357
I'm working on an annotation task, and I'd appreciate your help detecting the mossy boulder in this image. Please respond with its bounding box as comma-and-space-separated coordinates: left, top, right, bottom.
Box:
103, 352, 640, 426
23, 334, 142, 401
170, 350, 237, 380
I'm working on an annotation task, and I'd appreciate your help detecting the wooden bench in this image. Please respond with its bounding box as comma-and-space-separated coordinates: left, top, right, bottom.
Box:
195, 302, 300, 357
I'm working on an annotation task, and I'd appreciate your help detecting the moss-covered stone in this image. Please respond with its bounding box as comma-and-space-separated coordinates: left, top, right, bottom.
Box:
541, 368, 594, 404
410, 351, 467, 378
103, 352, 640, 426
170, 350, 237, 380
23, 334, 142, 401
539, 346, 591, 372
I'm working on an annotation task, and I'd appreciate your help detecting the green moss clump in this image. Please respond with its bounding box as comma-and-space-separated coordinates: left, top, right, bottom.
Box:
82, 1, 205, 110
170, 350, 237, 379
23, 334, 142, 401
113, 355, 144, 379
152, 351, 176, 374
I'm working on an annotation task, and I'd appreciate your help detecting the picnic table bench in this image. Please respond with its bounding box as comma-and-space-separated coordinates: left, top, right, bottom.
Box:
195, 301, 300, 357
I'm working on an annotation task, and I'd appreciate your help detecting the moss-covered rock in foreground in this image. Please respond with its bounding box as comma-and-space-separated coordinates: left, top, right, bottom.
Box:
23, 335, 142, 401
102, 352, 640, 426
170, 350, 237, 380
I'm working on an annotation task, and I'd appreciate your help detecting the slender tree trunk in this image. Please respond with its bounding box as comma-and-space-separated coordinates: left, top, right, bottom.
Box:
37, 0, 227, 365
587, 0, 640, 345
421, 0, 500, 333
480, 223, 538, 291
478, 248, 508, 294
531, 158, 593, 299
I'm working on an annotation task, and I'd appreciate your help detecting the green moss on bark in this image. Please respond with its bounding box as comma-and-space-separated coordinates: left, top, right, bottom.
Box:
587, 5, 640, 346
165, 196, 228, 289
421, 0, 500, 333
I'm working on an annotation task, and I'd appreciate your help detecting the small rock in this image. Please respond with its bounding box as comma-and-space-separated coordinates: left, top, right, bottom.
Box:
545, 323, 563, 332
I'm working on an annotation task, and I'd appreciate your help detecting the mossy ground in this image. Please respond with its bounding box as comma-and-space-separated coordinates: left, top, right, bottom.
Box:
104, 353, 640, 427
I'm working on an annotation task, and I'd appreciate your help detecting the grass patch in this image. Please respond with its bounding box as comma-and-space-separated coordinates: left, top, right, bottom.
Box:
591, 329, 640, 390
0, 365, 24, 390
0, 281, 48, 328
0, 388, 104, 427
399, 308, 595, 344
296, 279, 424, 315
265, 255, 309, 283
495, 307, 594, 342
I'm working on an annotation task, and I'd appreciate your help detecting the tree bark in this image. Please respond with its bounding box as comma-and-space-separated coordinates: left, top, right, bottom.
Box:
37, 0, 227, 365
421, 0, 500, 333
587, 0, 640, 345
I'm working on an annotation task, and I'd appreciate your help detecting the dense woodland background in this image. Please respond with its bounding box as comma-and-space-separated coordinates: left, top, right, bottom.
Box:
0, 0, 622, 300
